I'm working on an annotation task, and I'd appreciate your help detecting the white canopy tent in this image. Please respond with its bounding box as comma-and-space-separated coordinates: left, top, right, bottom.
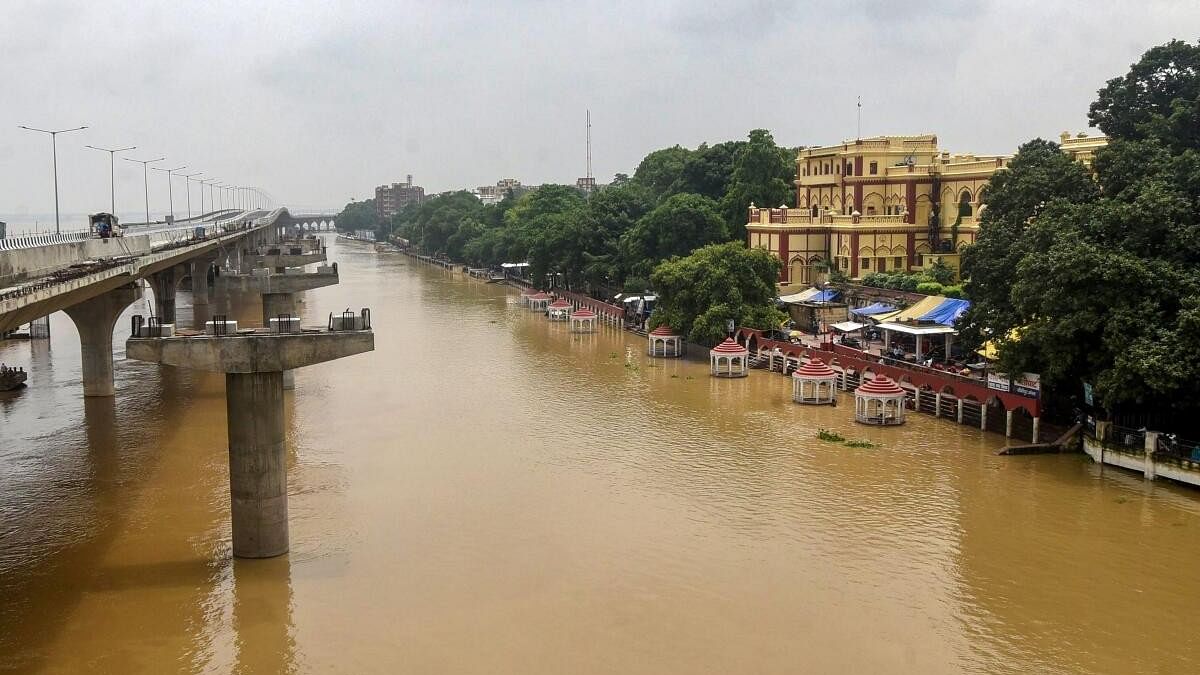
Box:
875, 321, 957, 361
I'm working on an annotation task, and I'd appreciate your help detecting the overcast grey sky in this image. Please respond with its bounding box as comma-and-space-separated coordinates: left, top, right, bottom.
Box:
2, 0, 1198, 226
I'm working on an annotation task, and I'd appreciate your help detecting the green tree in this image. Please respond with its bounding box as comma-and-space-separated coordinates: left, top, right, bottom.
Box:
582, 181, 654, 289
960, 40, 1200, 423
1089, 39, 1200, 152
668, 141, 747, 201
334, 199, 379, 235
958, 138, 1100, 349
927, 259, 955, 286
633, 145, 692, 200
650, 242, 786, 346
618, 193, 729, 282
721, 129, 795, 238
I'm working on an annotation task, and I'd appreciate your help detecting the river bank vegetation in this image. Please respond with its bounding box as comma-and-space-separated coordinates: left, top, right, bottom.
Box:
338, 129, 797, 343
959, 39, 1200, 426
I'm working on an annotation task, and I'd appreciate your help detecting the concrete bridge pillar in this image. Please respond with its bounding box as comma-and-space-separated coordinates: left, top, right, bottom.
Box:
63, 283, 142, 397
124, 319, 375, 557
190, 257, 214, 306
227, 370, 289, 557
262, 292, 298, 389
149, 265, 183, 324
262, 292, 296, 326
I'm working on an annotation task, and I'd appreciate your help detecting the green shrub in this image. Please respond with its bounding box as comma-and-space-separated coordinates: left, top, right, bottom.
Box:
941, 285, 965, 299
861, 272, 886, 288
916, 282, 944, 295
899, 275, 920, 292
817, 428, 846, 443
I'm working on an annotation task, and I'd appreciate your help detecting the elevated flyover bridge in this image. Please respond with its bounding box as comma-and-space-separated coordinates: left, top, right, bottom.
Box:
0, 207, 316, 395
0, 208, 252, 251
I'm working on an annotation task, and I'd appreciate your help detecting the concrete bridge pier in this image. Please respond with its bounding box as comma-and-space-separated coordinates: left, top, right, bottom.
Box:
63, 283, 142, 397
149, 265, 183, 324
189, 257, 216, 306
263, 292, 298, 389
227, 370, 290, 557
125, 321, 374, 557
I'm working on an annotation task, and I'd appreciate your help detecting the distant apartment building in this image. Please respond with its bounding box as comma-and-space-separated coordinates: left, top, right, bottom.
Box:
473, 178, 529, 205
375, 175, 425, 220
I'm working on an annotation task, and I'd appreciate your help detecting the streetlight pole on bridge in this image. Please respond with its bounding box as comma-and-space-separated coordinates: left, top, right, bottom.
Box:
151, 165, 186, 223
201, 178, 219, 218
179, 172, 202, 221
19, 124, 88, 235
122, 156, 165, 225
84, 144, 136, 218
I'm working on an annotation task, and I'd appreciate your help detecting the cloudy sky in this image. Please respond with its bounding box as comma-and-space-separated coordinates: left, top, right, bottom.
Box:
2, 0, 1197, 227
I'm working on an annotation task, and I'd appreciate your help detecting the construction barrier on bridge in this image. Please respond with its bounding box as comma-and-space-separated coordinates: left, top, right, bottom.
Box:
0, 232, 91, 251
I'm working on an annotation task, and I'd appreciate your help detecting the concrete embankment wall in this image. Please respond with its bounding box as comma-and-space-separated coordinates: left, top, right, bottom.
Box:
0, 236, 153, 286
1082, 432, 1200, 487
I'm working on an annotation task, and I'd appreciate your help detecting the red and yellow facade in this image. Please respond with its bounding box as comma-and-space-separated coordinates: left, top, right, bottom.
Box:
747, 132, 1106, 286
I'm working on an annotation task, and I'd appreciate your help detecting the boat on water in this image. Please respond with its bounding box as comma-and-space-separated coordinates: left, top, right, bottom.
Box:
487, 272, 507, 283
1, 364, 28, 391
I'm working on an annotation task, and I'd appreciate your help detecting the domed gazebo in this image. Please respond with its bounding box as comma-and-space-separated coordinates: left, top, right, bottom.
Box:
570, 307, 597, 333
528, 292, 550, 312
519, 287, 538, 307
647, 324, 683, 358
709, 338, 749, 378
854, 374, 907, 425
547, 299, 572, 321
792, 359, 838, 405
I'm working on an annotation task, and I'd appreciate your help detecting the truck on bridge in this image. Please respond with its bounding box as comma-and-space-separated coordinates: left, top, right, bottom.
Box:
88, 213, 122, 239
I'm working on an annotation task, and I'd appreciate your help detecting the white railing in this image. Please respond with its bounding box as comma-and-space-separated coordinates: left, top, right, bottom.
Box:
0, 232, 91, 251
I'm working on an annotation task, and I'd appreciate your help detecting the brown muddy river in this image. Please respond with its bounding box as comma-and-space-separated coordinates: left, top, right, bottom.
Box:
2, 238, 1199, 674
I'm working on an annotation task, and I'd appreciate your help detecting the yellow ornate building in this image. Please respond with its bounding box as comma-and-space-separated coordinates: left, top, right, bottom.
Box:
747, 132, 1106, 285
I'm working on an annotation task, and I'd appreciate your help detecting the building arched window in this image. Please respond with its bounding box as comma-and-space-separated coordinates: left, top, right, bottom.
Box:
958, 189, 973, 217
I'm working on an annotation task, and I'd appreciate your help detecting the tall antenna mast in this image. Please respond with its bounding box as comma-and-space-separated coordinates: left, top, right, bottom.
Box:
586, 109, 592, 180
856, 96, 862, 140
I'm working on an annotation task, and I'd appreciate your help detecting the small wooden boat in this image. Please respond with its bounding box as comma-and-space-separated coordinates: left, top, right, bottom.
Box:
0, 365, 28, 391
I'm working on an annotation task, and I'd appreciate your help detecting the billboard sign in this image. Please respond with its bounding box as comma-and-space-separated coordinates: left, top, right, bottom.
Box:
1013, 372, 1041, 399
987, 372, 1011, 392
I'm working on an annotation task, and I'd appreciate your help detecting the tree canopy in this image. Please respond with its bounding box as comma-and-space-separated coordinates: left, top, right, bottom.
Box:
618, 193, 729, 280
334, 199, 379, 235
960, 39, 1200, 424
650, 242, 786, 346
720, 129, 795, 237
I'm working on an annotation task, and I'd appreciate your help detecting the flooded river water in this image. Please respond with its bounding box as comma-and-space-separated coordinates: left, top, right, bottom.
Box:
2, 238, 1199, 674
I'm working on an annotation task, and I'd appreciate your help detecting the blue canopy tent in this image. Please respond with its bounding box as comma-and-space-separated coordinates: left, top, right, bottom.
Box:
809, 289, 839, 303
918, 298, 971, 326
851, 302, 896, 317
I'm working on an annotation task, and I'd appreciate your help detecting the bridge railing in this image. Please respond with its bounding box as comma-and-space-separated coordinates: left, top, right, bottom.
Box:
0, 232, 91, 251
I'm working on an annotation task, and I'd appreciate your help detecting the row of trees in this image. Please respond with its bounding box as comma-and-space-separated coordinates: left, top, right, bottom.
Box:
335, 130, 796, 342
959, 39, 1200, 425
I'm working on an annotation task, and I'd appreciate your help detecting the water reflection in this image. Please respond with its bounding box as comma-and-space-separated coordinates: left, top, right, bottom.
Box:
231, 557, 297, 675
